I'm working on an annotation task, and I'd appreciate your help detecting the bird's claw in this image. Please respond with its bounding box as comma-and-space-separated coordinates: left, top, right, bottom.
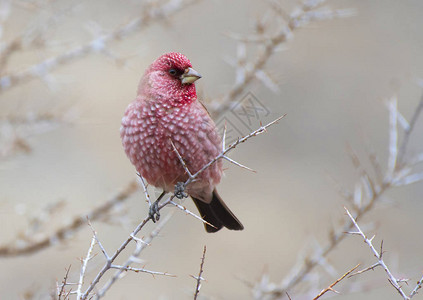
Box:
149, 201, 160, 222
174, 182, 188, 199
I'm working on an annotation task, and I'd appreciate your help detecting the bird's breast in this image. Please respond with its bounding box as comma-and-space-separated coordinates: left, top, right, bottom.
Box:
121, 99, 222, 192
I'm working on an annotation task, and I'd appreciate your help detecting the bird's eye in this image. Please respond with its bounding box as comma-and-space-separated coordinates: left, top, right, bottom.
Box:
169, 69, 177, 76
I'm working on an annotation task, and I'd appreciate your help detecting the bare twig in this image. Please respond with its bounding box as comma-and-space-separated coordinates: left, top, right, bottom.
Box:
348, 262, 381, 278
170, 139, 193, 177
193, 245, 207, 300
397, 93, 423, 168
313, 264, 360, 300
184, 115, 285, 188
88, 221, 110, 261
80, 116, 284, 298
345, 207, 409, 299
72, 114, 284, 298
169, 200, 217, 229
223, 155, 256, 172
137, 173, 152, 206
86, 211, 174, 300
57, 265, 72, 300
76, 236, 96, 300
109, 265, 175, 277
264, 89, 423, 298
410, 274, 423, 298
387, 96, 399, 178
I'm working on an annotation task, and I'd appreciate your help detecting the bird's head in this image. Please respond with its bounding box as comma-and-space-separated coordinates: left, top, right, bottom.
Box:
139, 52, 202, 106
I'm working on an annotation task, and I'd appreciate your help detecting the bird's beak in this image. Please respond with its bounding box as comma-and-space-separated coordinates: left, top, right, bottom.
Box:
180, 67, 202, 84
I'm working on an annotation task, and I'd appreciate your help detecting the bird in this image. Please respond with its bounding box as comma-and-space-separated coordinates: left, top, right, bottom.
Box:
120, 52, 244, 232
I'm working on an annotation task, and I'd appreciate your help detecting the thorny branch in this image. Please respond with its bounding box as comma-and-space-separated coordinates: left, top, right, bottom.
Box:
313, 264, 360, 300
57, 265, 72, 300
345, 207, 410, 299
179, 115, 285, 190
169, 200, 216, 229
193, 246, 207, 300
348, 262, 380, 278
397, 93, 423, 168
74, 117, 284, 299
1, 0, 347, 260
76, 236, 96, 300
251, 92, 423, 298
0, 0, 296, 258
1, 0, 366, 298
344, 206, 423, 299
89, 213, 174, 300
75, 206, 173, 299
410, 274, 423, 298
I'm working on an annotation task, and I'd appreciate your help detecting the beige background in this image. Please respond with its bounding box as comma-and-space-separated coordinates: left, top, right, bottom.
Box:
1, 0, 423, 299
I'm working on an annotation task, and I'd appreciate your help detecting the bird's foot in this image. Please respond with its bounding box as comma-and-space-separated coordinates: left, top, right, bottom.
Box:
149, 200, 160, 222
148, 191, 166, 222
174, 182, 188, 199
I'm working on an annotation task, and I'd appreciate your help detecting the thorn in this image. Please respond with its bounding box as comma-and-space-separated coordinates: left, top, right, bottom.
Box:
223, 155, 256, 172
222, 123, 227, 151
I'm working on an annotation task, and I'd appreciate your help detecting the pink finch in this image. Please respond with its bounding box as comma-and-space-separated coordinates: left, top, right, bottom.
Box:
120, 52, 243, 232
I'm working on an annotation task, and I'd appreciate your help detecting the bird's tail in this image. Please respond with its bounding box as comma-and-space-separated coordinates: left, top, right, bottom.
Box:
192, 190, 244, 233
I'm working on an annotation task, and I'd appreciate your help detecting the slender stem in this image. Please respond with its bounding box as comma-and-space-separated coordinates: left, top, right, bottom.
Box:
398, 93, 423, 167
81, 197, 173, 299
193, 246, 207, 300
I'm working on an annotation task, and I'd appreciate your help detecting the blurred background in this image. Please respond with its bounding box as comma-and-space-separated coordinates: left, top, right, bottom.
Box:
1, 0, 423, 299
